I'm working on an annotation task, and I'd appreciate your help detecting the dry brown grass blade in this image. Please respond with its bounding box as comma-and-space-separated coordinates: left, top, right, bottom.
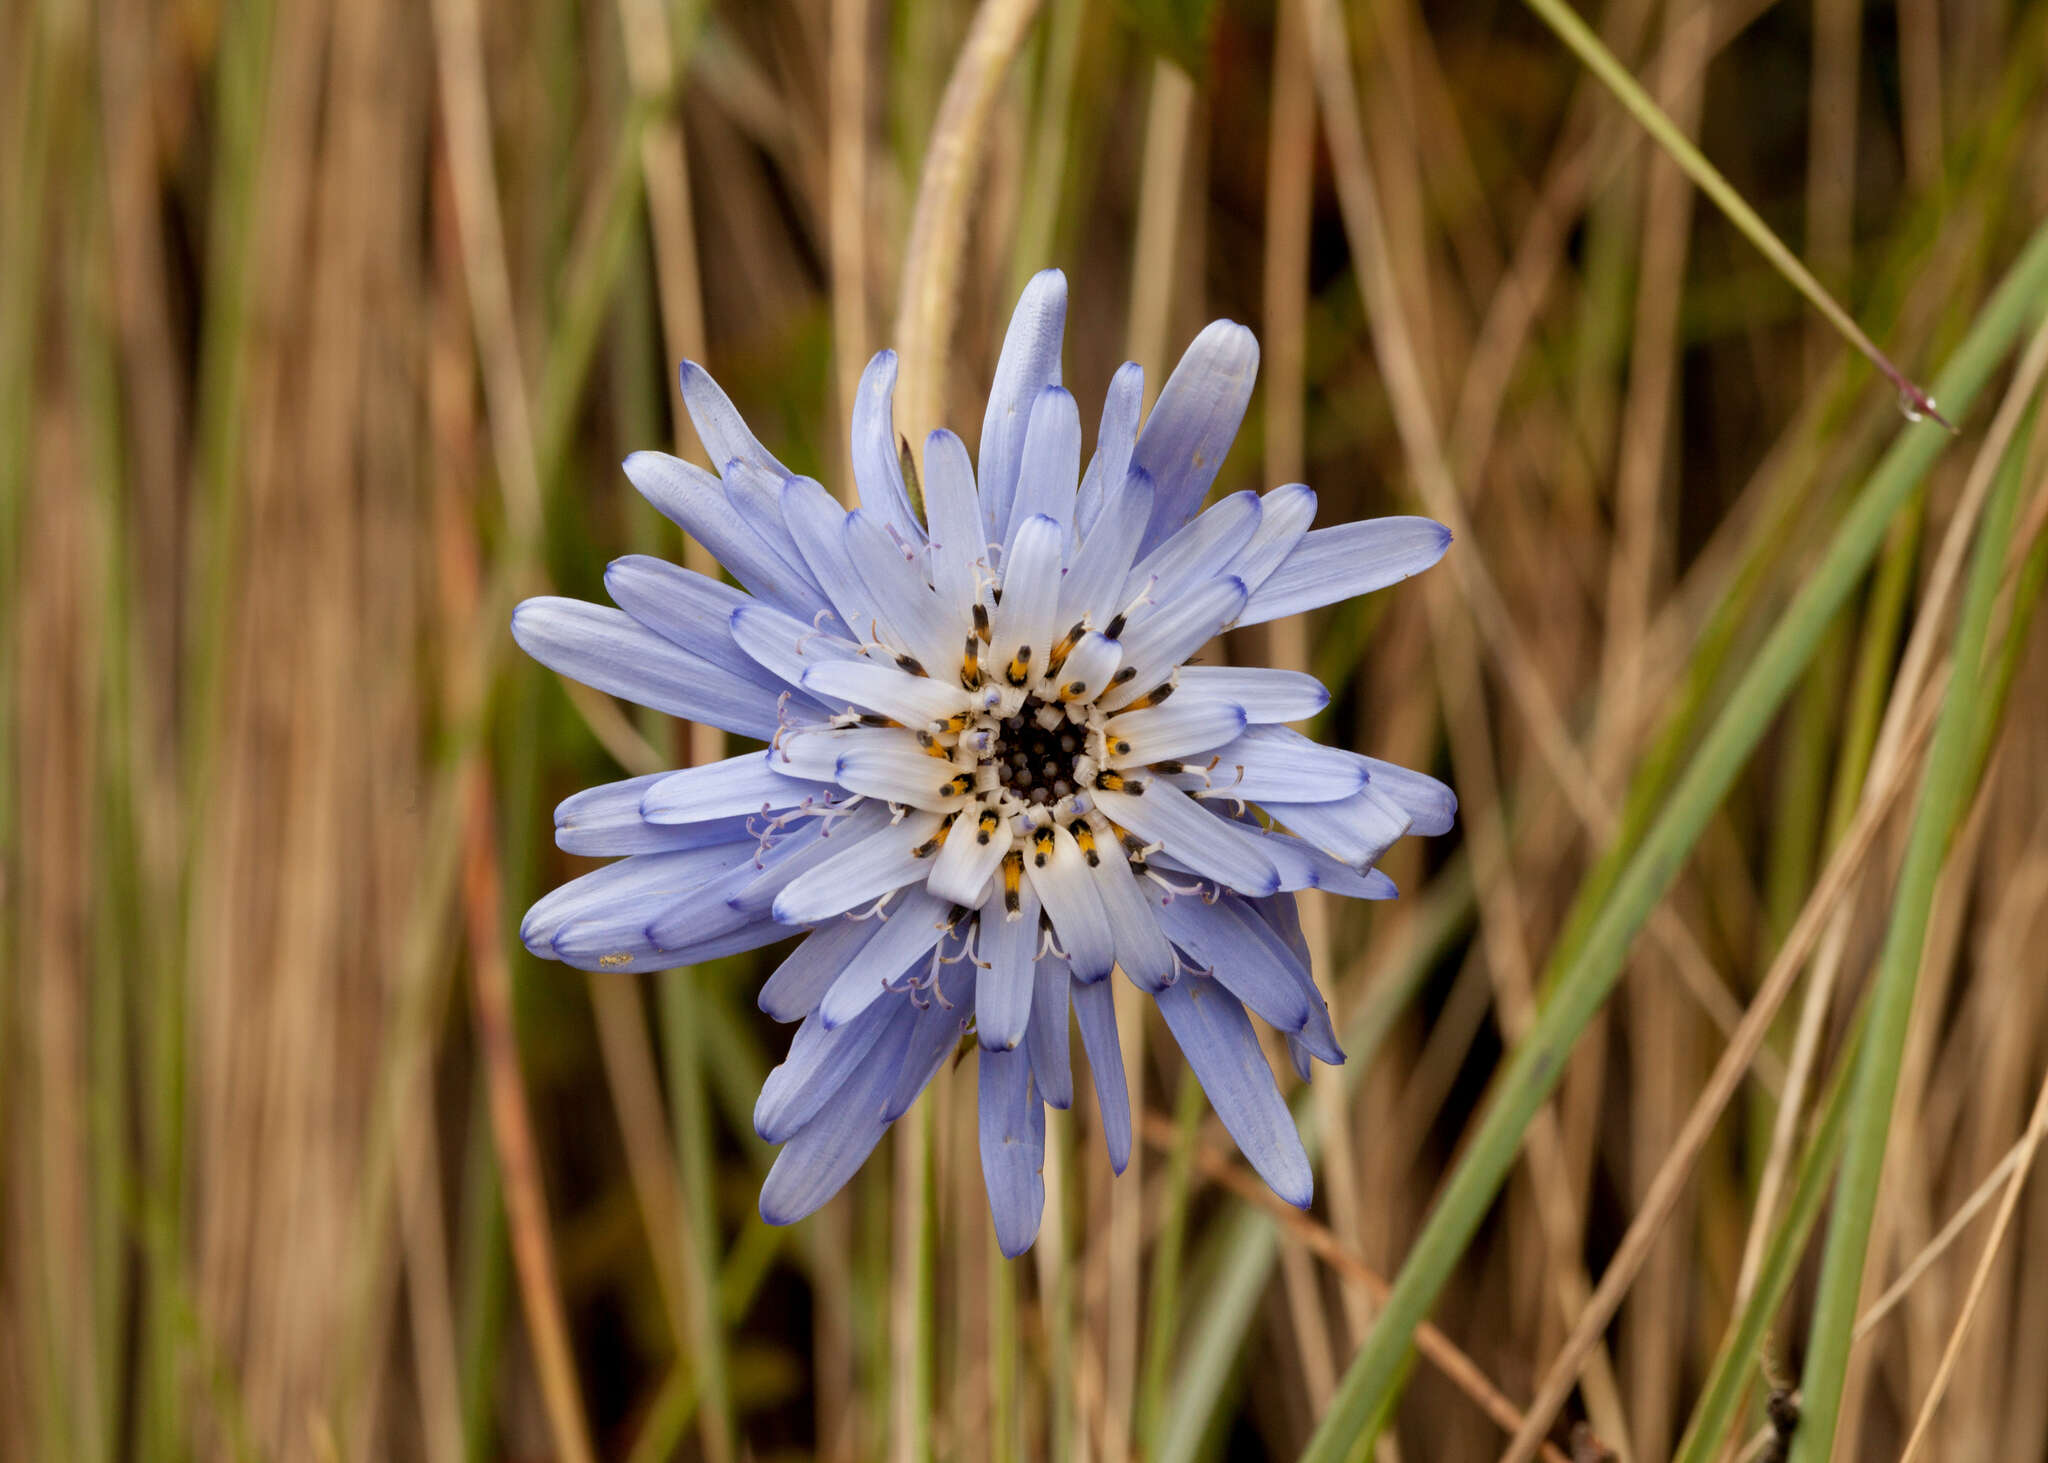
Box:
1894, 1060, 2048, 1463
461, 776, 597, 1463
829, 0, 875, 503
889, 0, 1044, 451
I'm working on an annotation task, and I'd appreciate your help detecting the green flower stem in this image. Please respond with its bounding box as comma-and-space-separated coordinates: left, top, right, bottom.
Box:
1299, 216, 2048, 1463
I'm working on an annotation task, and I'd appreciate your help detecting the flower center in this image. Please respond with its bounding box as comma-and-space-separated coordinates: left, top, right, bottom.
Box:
990, 698, 1084, 805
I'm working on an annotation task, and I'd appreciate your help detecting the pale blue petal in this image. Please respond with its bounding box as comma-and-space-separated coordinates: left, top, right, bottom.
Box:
979, 269, 1067, 543
719, 461, 829, 602
1155, 975, 1312, 1208
1132, 321, 1259, 552
974, 884, 1041, 1051
621, 452, 833, 623
1353, 755, 1458, 835
1103, 700, 1248, 768
817, 887, 953, 1028
641, 750, 835, 824
1083, 844, 1177, 990
1006, 385, 1081, 550
1195, 725, 1368, 803
771, 811, 945, 924
1236, 517, 1451, 627
520, 846, 748, 958
782, 475, 896, 646
759, 1004, 917, 1225
636, 839, 825, 955
557, 859, 798, 971
1022, 824, 1115, 981
677, 360, 790, 480
828, 737, 975, 813
554, 774, 760, 856
755, 996, 898, 1143
759, 915, 883, 1022
1075, 361, 1143, 538
1091, 784, 1280, 897
991, 514, 1065, 687
1057, 466, 1154, 633
920, 428, 987, 615
1122, 490, 1260, 607
1096, 576, 1248, 711
978, 1044, 1047, 1257
1171, 666, 1329, 723
603, 556, 766, 688
1245, 892, 1343, 1065
722, 802, 892, 918
512, 597, 787, 740
728, 602, 864, 706
1225, 484, 1316, 592
1024, 953, 1074, 1110
884, 966, 978, 1121
1071, 977, 1131, 1172
1263, 784, 1412, 870
1214, 824, 1399, 901
800, 659, 974, 728
1149, 889, 1314, 1036
847, 508, 966, 673
851, 350, 925, 543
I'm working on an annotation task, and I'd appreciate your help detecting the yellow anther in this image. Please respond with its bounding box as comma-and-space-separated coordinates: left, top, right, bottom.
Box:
1044, 620, 1086, 678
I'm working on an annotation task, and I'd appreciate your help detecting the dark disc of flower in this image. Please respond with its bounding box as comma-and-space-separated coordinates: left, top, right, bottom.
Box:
991, 697, 1083, 804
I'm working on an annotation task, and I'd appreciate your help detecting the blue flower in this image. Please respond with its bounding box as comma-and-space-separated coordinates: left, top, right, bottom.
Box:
515, 270, 1454, 1255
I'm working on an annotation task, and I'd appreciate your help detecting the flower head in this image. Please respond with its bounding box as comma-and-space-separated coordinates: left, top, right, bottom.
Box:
515, 270, 1454, 1254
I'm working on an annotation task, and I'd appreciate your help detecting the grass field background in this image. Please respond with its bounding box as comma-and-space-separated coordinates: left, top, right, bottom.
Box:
6, 0, 2048, 1459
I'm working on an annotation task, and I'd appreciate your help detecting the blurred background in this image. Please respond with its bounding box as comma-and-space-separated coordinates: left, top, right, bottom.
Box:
5, 0, 2048, 1459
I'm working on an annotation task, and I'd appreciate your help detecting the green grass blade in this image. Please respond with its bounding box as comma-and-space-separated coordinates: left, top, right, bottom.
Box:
1788, 398, 2038, 1463
1298, 216, 2048, 1463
